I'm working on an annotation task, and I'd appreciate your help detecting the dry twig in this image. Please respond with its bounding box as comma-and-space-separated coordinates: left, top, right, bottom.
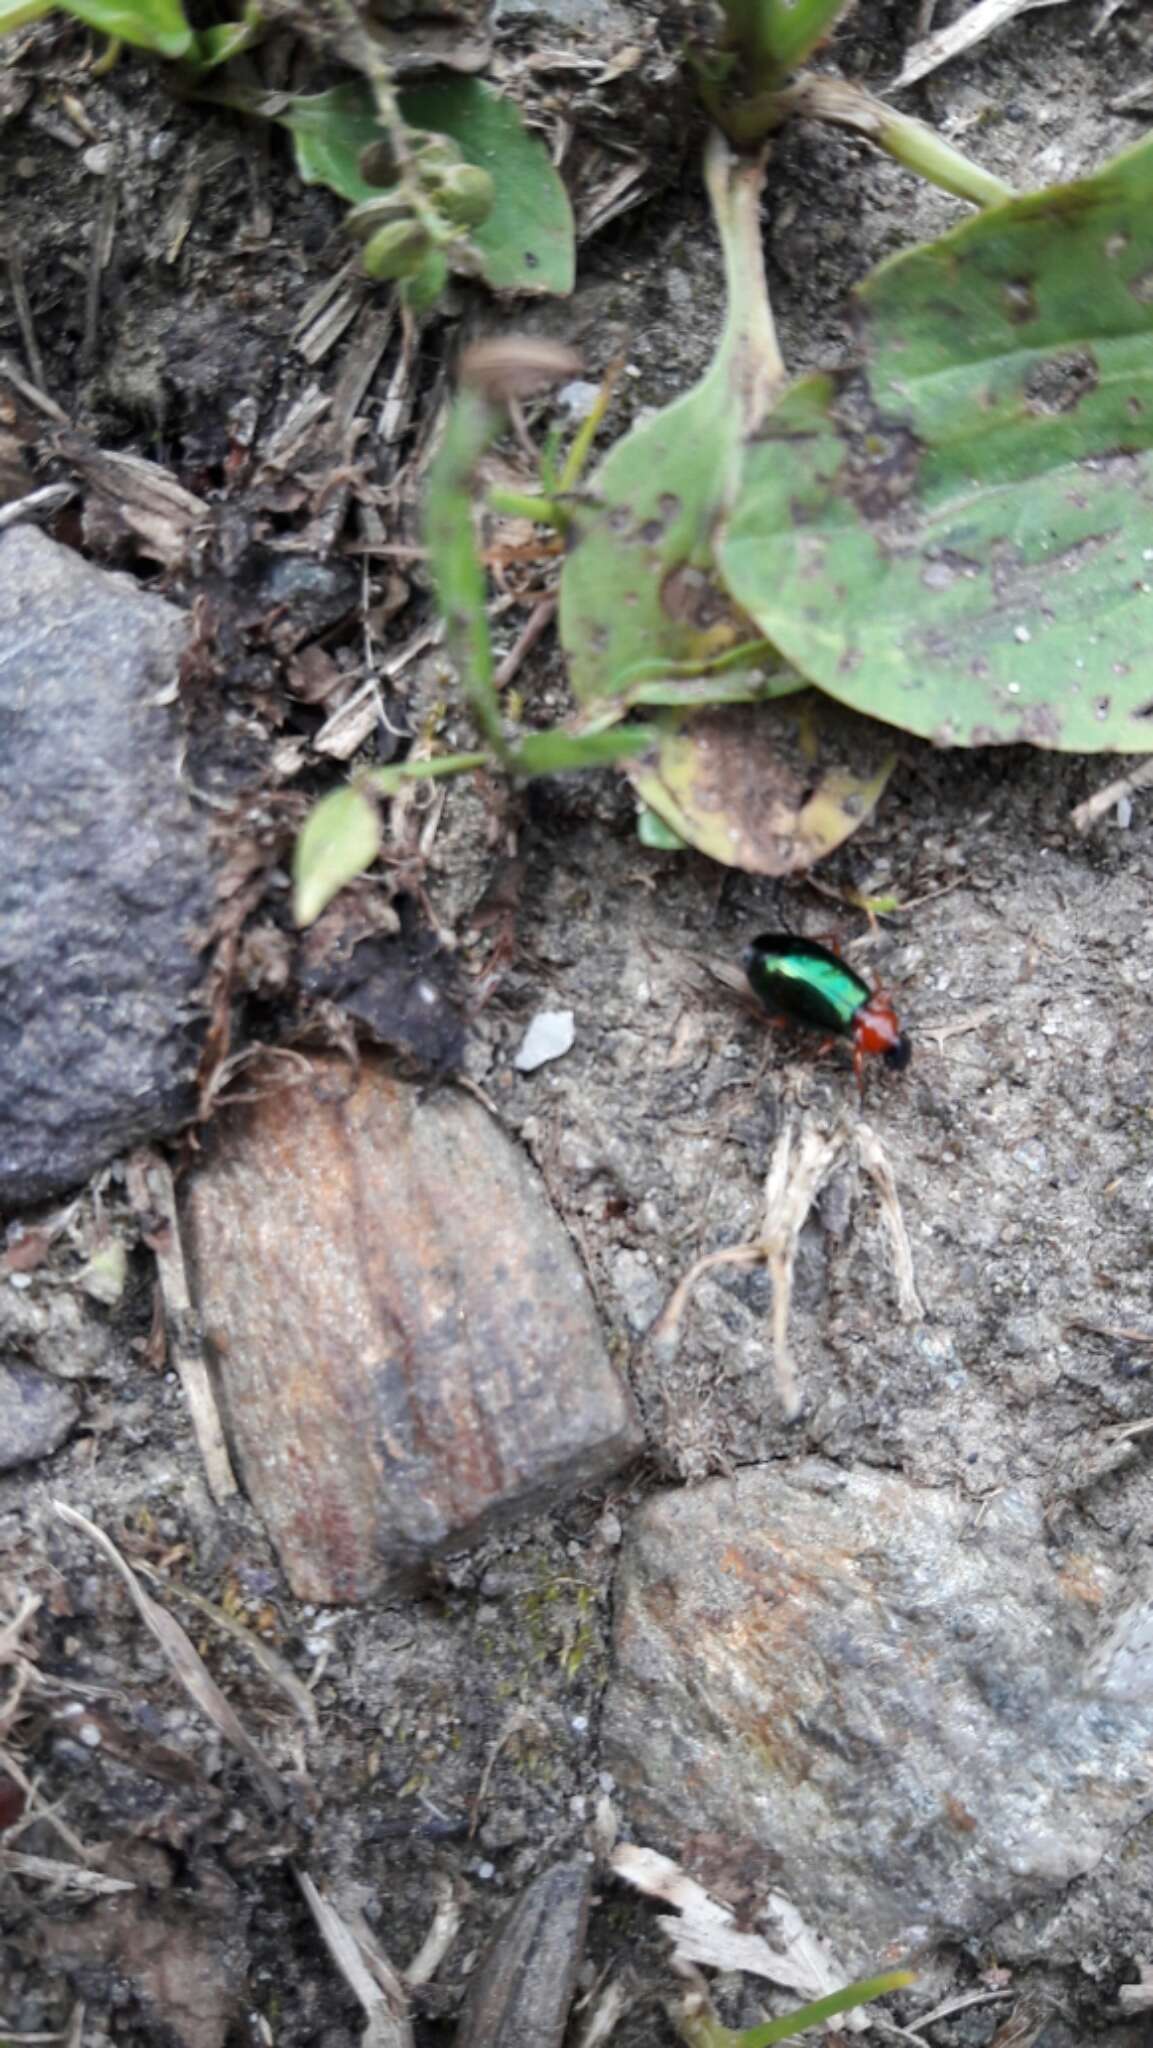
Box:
1070, 759, 1153, 834
53, 1501, 287, 1811
893, 0, 1076, 90
654, 1114, 921, 1420
126, 1148, 237, 1502
296, 1869, 413, 2048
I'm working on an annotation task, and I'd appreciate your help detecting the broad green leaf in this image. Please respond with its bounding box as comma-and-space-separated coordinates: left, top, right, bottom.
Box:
510, 725, 657, 774
293, 785, 381, 928
280, 79, 573, 297
401, 78, 574, 296
627, 695, 894, 872
277, 86, 381, 202
64, 0, 193, 54
558, 135, 787, 708
719, 133, 1153, 752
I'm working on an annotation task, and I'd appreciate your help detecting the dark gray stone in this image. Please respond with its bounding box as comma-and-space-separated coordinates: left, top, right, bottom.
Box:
0, 527, 212, 1208
0, 1358, 79, 1469
603, 1462, 1153, 1968
454, 1860, 592, 2048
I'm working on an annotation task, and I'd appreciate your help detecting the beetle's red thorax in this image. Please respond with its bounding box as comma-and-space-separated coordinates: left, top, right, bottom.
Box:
852, 996, 903, 1059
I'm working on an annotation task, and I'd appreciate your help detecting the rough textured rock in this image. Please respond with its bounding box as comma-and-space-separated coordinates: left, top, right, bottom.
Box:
0, 1359, 79, 1469
180, 1056, 641, 1602
0, 526, 211, 1209
603, 1462, 1153, 1968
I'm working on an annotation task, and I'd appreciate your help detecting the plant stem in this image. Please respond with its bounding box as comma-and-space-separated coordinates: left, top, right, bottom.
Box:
780, 75, 1013, 208
558, 360, 622, 492
705, 0, 855, 139
716, 0, 779, 85
704, 128, 786, 421
366, 751, 490, 795
487, 486, 567, 529
758, 0, 856, 74
425, 389, 513, 763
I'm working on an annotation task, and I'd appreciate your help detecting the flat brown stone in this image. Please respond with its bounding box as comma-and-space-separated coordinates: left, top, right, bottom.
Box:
181, 1057, 639, 1601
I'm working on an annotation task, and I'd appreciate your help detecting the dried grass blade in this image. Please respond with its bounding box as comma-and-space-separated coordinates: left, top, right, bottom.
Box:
52, 1501, 286, 1812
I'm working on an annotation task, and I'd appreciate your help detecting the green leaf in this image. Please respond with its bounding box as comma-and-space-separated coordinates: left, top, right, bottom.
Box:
626, 695, 894, 873
293, 785, 381, 928
637, 803, 689, 849
730, 1969, 914, 2047
424, 387, 509, 760
558, 134, 789, 709
279, 79, 573, 298
718, 133, 1153, 752
189, 3, 262, 71
510, 725, 657, 774
0, 0, 53, 32
401, 77, 573, 296
63, 0, 193, 54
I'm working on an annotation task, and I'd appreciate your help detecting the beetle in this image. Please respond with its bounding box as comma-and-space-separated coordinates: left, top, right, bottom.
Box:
742, 933, 911, 1091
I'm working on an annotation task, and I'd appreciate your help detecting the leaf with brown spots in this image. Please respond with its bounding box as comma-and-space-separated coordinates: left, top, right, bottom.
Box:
558, 135, 800, 712
719, 133, 1153, 751
627, 694, 894, 873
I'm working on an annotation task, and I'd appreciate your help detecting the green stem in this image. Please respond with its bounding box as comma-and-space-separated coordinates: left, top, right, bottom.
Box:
779, 76, 1012, 208
716, 0, 779, 85
704, 128, 786, 423
487, 486, 567, 530
425, 388, 513, 764
757, 0, 855, 74
367, 750, 490, 795
704, 0, 854, 139
558, 363, 620, 492
326, 0, 408, 163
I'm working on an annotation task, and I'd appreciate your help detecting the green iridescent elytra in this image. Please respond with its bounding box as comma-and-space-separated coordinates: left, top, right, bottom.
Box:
742, 934, 871, 1036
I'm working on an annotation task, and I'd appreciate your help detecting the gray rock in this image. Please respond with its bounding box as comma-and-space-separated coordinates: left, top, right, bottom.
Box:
0, 526, 211, 1209
0, 1359, 79, 1469
603, 1462, 1153, 1966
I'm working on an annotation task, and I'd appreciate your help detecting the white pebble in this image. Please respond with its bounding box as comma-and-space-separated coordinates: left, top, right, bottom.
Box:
515, 1009, 576, 1073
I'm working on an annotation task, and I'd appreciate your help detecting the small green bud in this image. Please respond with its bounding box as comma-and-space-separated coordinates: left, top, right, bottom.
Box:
430, 163, 494, 230
345, 192, 415, 244
361, 219, 431, 281
400, 245, 449, 316
412, 131, 462, 180
357, 137, 400, 187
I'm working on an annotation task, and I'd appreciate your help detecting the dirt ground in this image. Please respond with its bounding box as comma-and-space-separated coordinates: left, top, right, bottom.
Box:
5, 1, 1153, 2044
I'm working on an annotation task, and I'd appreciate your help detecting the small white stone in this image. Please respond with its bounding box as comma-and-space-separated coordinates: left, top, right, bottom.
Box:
557, 380, 601, 418
514, 1009, 575, 1073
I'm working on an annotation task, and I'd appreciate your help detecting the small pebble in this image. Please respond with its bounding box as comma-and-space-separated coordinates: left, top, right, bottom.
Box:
514, 1009, 575, 1073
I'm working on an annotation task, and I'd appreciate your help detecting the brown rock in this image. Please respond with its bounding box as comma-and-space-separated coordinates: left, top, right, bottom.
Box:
181, 1058, 639, 1601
